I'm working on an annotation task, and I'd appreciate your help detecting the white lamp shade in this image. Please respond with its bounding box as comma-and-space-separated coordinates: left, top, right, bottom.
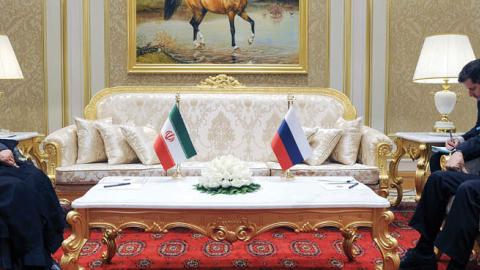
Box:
413, 34, 475, 84
0, 35, 23, 79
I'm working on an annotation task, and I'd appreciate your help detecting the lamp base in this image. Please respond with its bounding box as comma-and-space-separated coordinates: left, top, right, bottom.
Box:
434, 120, 456, 133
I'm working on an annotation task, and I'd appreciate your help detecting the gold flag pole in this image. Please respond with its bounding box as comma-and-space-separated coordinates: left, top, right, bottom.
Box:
282, 94, 295, 180
172, 92, 183, 179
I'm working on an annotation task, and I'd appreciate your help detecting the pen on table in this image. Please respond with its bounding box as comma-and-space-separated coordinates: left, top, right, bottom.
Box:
104, 182, 131, 188
348, 182, 359, 189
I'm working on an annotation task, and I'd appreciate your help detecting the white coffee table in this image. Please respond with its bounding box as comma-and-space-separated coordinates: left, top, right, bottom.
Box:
61, 176, 398, 270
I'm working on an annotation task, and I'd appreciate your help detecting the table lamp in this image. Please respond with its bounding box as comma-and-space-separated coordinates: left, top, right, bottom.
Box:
413, 34, 476, 132
0, 35, 24, 100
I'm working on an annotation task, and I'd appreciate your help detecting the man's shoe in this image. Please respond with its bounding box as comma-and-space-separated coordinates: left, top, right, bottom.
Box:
399, 248, 437, 270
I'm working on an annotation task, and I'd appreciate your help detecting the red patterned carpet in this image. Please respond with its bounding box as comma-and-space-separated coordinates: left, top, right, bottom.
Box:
52, 205, 480, 269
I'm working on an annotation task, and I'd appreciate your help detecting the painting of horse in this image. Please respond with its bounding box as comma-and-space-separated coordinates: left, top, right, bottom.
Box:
129, 0, 307, 73
164, 0, 255, 50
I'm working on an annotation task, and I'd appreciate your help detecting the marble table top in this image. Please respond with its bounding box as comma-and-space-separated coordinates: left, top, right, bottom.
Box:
0, 131, 39, 141
395, 132, 463, 143
72, 176, 390, 209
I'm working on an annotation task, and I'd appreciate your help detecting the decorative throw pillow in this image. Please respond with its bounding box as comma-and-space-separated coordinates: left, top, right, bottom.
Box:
331, 117, 363, 165
304, 128, 343, 165
95, 123, 138, 165
121, 126, 160, 165
75, 117, 112, 164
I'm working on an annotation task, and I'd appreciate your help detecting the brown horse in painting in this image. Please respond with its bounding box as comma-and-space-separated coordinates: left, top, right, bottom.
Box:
164, 0, 255, 50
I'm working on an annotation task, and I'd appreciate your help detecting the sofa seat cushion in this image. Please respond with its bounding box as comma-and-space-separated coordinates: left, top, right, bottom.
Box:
267, 162, 379, 186
56, 163, 166, 185
166, 161, 270, 177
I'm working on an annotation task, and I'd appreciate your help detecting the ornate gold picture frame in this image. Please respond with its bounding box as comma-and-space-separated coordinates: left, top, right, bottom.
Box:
128, 0, 308, 74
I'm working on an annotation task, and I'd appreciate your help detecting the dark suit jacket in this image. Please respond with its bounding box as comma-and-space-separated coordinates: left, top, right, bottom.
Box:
456, 100, 480, 160
461, 100, 480, 141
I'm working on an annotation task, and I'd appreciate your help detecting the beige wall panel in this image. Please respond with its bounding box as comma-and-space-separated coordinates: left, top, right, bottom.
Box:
108, 0, 329, 87
387, 0, 480, 134
0, 0, 45, 133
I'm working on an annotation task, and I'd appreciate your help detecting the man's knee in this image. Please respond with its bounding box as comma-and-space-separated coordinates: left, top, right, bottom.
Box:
425, 171, 445, 187
456, 180, 480, 196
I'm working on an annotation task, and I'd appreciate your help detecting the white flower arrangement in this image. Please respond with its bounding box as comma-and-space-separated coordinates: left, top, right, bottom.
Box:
195, 155, 260, 195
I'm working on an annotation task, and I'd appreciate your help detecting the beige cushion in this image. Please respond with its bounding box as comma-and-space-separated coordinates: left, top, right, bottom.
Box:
331, 117, 363, 165
267, 161, 379, 187
55, 163, 166, 185
95, 123, 138, 165
167, 161, 271, 177
75, 117, 112, 164
121, 126, 160, 165
304, 128, 342, 165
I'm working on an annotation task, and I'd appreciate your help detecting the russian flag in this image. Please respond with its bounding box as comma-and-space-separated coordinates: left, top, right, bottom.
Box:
271, 107, 313, 170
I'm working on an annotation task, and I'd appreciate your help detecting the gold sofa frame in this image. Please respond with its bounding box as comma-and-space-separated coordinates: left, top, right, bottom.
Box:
41, 75, 393, 203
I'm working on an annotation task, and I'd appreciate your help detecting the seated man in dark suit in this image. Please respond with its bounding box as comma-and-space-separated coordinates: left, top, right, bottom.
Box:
430, 60, 480, 173
0, 139, 64, 270
400, 59, 480, 270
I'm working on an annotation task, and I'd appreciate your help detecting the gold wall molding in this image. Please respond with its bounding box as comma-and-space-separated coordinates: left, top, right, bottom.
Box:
386, 0, 480, 134
104, 0, 110, 88
61, 0, 69, 127
83, 0, 91, 106
0, 0, 46, 132
43, 0, 48, 133
108, 0, 329, 87
364, 0, 372, 126
343, 0, 352, 98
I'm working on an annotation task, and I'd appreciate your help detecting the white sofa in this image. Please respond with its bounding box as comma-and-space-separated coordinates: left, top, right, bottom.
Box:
42, 76, 393, 205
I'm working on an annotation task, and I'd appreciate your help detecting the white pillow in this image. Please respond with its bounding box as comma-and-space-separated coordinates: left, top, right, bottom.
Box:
331, 117, 363, 165
75, 117, 112, 164
304, 128, 343, 165
121, 126, 160, 165
95, 123, 138, 165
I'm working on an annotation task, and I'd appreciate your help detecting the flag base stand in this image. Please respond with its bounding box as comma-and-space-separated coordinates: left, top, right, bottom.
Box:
172, 165, 184, 179
281, 169, 295, 180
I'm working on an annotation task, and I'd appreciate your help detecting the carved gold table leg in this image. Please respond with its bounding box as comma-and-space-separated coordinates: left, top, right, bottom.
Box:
341, 227, 358, 261
414, 143, 429, 202
61, 209, 89, 270
388, 138, 405, 206
372, 209, 399, 270
101, 228, 120, 263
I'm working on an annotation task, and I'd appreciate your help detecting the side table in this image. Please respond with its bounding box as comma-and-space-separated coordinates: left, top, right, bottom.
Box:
0, 131, 44, 169
388, 132, 455, 206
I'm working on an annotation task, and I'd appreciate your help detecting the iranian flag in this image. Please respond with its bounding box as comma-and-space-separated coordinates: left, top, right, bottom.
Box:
154, 104, 197, 171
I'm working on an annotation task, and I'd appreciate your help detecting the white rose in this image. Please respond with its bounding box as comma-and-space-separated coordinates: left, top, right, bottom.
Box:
231, 178, 243, 188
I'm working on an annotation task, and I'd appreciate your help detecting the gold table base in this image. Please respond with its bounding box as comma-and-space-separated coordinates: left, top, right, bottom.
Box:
61, 207, 399, 270
389, 137, 442, 206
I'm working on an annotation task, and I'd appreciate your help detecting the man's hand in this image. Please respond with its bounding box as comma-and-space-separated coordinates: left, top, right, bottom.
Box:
446, 151, 466, 173
0, 149, 19, 168
445, 138, 460, 150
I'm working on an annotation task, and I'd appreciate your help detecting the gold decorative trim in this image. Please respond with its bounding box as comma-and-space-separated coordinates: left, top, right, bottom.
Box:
83, 0, 91, 106
104, 0, 110, 88
127, 0, 308, 74
197, 74, 244, 88
376, 142, 393, 199
384, 0, 390, 133
326, 0, 331, 87
84, 85, 357, 121
343, 0, 352, 97
42, 0, 48, 134
61, 207, 398, 269
61, 210, 89, 270
61, 0, 69, 126
364, 0, 373, 126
